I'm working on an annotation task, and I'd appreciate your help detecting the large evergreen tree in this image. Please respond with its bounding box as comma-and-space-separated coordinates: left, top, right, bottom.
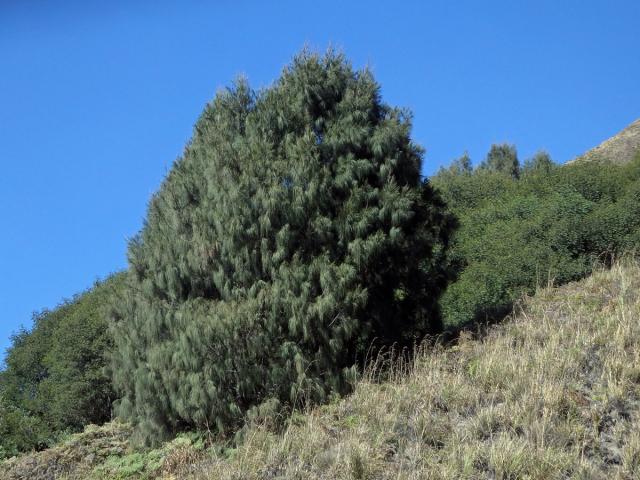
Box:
110, 50, 453, 445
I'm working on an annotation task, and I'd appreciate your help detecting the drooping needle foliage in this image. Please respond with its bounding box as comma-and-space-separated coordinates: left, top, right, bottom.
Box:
109, 50, 454, 445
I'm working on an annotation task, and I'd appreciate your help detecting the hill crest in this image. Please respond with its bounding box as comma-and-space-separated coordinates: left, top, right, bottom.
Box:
571, 118, 640, 164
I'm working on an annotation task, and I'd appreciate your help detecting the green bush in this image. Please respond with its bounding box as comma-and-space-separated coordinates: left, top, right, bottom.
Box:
109, 50, 453, 445
0, 393, 50, 458
432, 151, 640, 327
0, 274, 123, 456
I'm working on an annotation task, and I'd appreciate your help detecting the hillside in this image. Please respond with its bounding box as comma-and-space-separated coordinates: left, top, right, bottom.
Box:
3, 261, 639, 479
571, 119, 640, 165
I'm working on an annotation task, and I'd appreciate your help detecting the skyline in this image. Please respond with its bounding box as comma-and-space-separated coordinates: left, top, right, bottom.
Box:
1, 0, 639, 359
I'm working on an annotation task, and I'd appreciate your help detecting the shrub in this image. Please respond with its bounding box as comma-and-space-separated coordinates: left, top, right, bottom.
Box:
432, 151, 640, 327
0, 274, 123, 455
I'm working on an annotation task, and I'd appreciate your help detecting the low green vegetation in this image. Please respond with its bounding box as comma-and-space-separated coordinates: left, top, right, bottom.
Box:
432, 148, 640, 326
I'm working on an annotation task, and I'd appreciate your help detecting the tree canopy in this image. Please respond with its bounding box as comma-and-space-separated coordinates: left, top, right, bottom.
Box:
432, 151, 640, 326
0, 274, 123, 457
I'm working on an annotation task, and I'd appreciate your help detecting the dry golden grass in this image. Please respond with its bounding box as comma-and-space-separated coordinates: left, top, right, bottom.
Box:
2, 261, 639, 479
183, 261, 640, 479
571, 118, 640, 165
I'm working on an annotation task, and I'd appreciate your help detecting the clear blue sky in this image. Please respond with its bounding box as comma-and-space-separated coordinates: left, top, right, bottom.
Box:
1, 0, 639, 360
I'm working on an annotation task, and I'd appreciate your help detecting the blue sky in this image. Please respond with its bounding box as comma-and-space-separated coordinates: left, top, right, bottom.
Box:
1, 0, 639, 360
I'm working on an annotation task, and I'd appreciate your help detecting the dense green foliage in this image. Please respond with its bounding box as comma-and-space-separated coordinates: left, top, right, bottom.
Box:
479, 143, 520, 178
0, 274, 123, 458
432, 150, 640, 326
109, 51, 453, 445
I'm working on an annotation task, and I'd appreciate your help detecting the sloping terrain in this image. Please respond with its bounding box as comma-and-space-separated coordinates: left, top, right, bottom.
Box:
572, 119, 640, 164
2, 261, 640, 479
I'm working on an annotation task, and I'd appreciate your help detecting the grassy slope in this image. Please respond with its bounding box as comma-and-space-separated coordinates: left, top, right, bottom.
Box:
2, 262, 640, 479
571, 118, 640, 165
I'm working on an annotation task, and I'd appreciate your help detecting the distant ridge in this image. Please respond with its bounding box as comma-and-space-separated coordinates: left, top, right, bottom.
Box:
570, 118, 640, 165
